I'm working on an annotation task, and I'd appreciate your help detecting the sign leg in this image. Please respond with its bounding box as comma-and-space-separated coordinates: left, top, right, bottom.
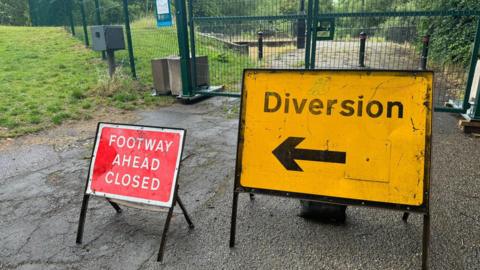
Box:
76, 194, 90, 244
157, 204, 175, 262
249, 193, 255, 201
107, 199, 122, 213
176, 196, 194, 229
229, 192, 239, 248
422, 213, 430, 270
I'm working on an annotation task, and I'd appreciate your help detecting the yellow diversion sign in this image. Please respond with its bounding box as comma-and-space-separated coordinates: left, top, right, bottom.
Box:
236, 69, 433, 207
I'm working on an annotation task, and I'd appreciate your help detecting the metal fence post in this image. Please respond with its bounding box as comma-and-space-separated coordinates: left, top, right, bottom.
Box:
258, 31, 264, 60
174, 0, 193, 97
122, 0, 137, 79
472, 53, 480, 120
94, 0, 106, 59
309, 0, 320, 69
304, 0, 314, 69
79, 0, 89, 47
28, 0, 36, 26
66, 0, 76, 35
94, 0, 102, 24
359, 32, 367, 67
297, 0, 306, 49
420, 35, 430, 70
187, 0, 198, 93
462, 20, 480, 113
473, 77, 480, 120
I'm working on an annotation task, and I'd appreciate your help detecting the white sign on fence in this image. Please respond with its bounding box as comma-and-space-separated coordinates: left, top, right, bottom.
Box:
156, 0, 173, 27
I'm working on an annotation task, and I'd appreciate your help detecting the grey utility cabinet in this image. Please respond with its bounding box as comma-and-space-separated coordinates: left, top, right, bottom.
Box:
167, 56, 210, 96
91, 25, 125, 52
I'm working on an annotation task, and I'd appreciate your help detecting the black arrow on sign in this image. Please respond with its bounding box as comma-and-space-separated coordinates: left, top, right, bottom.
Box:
272, 137, 347, 172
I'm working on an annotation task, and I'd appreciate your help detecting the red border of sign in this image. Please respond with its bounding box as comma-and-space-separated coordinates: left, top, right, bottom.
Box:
85, 122, 185, 208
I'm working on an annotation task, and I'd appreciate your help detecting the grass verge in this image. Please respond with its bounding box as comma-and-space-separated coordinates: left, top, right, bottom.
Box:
0, 26, 173, 138
1, 19, 254, 138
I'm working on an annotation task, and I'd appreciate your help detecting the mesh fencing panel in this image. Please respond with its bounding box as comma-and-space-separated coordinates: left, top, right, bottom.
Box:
29, 0, 67, 26
31, 0, 480, 107
60, 0, 181, 84
311, 15, 478, 108
191, 0, 309, 92
190, 0, 479, 108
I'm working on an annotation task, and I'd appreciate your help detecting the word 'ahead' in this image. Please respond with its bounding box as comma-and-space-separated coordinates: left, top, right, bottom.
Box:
86, 123, 185, 207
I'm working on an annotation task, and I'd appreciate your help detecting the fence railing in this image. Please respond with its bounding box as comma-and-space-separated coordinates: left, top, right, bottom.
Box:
56, 0, 181, 83
28, 0, 480, 120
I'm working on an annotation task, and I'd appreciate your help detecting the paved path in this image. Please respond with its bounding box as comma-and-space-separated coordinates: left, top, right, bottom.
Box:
0, 97, 479, 269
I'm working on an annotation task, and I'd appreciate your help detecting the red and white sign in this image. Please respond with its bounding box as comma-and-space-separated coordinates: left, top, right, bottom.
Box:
86, 123, 185, 208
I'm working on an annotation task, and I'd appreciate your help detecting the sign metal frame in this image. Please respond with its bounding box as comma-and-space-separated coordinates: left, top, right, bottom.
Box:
230, 69, 433, 269
76, 122, 194, 262
84, 123, 184, 208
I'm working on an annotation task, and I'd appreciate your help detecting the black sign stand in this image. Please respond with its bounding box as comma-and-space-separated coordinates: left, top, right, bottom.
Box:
230, 191, 430, 269
230, 69, 432, 269
401, 211, 431, 270
76, 185, 194, 262
156, 185, 195, 262
75, 122, 194, 263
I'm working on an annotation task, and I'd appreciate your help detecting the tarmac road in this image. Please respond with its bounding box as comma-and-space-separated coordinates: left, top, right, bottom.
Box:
0, 97, 479, 269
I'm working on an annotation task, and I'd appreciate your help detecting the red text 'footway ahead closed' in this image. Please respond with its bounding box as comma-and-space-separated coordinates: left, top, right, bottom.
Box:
86, 123, 185, 207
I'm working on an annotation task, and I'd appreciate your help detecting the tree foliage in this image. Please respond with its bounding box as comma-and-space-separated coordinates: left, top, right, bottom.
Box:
0, 0, 150, 26
415, 0, 480, 66
0, 0, 29, 25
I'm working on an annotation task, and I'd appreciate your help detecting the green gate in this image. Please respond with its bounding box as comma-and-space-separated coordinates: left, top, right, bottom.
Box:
179, 0, 480, 114
307, 0, 480, 114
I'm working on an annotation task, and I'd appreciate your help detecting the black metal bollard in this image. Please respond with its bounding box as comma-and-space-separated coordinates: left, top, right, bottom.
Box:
258, 31, 264, 61
297, 0, 306, 49
420, 35, 430, 70
359, 32, 367, 67
297, 19, 306, 49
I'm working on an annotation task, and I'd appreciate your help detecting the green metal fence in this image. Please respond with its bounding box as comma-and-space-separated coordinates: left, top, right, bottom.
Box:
312, 0, 480, 116
190, 0, 309, 97
28, 0, 67, 26
186, 0, 480, 115
28, 0, 480, 119
58, 0, 180, 83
